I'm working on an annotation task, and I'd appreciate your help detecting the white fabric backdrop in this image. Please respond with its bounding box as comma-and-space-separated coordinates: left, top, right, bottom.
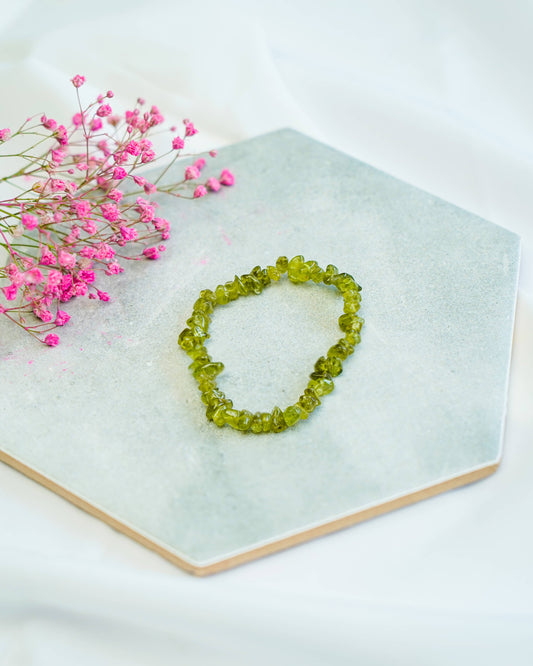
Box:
1, 1, 532, 663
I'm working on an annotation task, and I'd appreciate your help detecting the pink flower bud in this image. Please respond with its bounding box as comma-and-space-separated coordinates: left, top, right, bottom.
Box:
55, 310, 71, 326
58, 249, 77, 269
193, 185, 207, 198
219, 169, 235, 186
78, 269, 96, 284
185, 165, 200, 181
142, 246, 160, 260
2, 284, 18, 300
21, 213, 39, 230
194, 158, 206, 171
100, 203, 120, 221
112, 166, 127, 180
119, 226, 139, 241
140, 149, 155, 163
172, 136, 184, 150
183, 119, 198, 137
41, 115, 57, 131
96, 104, 112, 117
107, 189, 123, 202
206, 177, 221, 192
91, 117, 103, 132
71, 74, 85, 88
35, 308, 53, 323
40, 248, 57, 266
25, 268, 44, 285
105, 261, 124, 275
126, 140, 141, 156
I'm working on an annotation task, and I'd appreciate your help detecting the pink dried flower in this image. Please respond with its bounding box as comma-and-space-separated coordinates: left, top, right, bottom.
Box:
22, 213, 39, 230
193, 185, 207, 198
143, 182, 157, 195
74, 282, 88, 297
25, 268, 44, 284
41, 115, 57, 131
107, 189, 123, 202
0, 128, 11, 141
95, 243, 115, 260
107, 90, 114, 98
119, 226, 138, 241
79, 246, 97, 258
143, 246, 160, 260
133, 175, 146, 186
77, 269, 95, 283
113, 151, 128, 165
194, 158, 206, 171
219, 169, 235, 186
96, 104, 112, 117
172, 136, 184, 150
105, 261, 124, 275
82, 220, 98, 234
55, 310, 71, 326
64, 226, 81, 244
35, 308, 53, 323
40, 248, 57, 266
112, 167, 127, 180
54, 125, 68, 146
47, 270, 62, 287
100, 203, 120, 222
185, 165, 200, 181
2, 284, 18, 301
153, 217, 170, 239
140, 149, 155, 163
136, 198, 155, 223
70, 199, 91, 218
50, 179, 67, 192
97, 290, 110, 301
206, 177, 221, 192
126, 140, 141, 156
58, 249, 77, 269
209, 149, 217, 157
44, 333, 60, 346
91, 117, 103, 132
183, 119, 198, 137
51, 149, 66, 164
71, 74, 86, 88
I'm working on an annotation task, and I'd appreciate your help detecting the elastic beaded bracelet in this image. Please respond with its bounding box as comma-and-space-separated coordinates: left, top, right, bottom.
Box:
178, 255, 363, 433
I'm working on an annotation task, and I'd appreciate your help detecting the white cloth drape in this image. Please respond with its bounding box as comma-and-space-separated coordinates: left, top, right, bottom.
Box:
1, 1, 532, 664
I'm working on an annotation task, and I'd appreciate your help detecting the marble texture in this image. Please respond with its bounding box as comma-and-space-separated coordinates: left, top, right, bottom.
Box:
0, 129, 520, 569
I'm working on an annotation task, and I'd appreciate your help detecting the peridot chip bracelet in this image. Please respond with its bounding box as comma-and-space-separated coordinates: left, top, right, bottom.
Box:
178, 255, 363, 433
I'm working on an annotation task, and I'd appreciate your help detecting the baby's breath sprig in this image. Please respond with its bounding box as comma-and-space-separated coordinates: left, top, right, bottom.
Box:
0, 74, 234, 346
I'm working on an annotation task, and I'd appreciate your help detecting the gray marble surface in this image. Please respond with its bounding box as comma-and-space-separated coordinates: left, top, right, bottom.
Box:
0, 129, 520, 567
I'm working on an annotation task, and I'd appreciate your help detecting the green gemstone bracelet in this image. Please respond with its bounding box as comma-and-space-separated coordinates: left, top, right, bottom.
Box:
178, 255, 363, 433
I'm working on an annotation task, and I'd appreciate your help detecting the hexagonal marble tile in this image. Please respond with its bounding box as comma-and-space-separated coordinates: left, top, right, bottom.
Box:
0, 129, 520, 575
